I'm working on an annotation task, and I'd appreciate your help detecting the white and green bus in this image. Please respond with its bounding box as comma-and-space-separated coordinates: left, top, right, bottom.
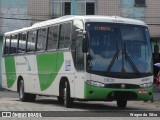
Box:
1, 15, 153, 108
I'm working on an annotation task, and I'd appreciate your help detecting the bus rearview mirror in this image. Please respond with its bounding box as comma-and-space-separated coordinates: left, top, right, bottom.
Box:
82, 36, 88, 53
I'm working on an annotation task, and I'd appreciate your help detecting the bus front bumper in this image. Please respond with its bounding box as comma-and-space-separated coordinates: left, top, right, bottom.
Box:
84, 83, 153, 101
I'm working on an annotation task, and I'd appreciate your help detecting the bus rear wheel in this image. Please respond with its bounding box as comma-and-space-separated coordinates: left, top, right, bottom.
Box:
63, 81, 73, 108
117, 100, 127, 108
18, 80, 36, 102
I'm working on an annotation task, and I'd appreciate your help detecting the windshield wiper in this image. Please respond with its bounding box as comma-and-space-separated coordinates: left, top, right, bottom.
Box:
106, 50, 120, 72
106, 30, 120, 73
123, 44, 140, 74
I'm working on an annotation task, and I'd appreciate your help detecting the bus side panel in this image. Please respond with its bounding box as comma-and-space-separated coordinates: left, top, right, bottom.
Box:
34, 51, 74, 97
57, 52, 75, 98
16, 55, 38, 93
74, 72, 85, 99
2, 56, 17, 91
36, 52, 59, 95
2, 58, 8, 89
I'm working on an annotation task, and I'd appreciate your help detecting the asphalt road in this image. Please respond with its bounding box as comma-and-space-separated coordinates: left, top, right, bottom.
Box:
0, 90, 160, 119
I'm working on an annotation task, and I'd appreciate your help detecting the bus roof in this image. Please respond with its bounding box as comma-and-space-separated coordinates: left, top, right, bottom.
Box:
5, 15, 147, 36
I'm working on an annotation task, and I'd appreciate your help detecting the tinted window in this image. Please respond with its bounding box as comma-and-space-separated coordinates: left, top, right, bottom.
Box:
10, 34, 18, 54
59, 22, 72, 49
52, 2, 71, 16
4, 36, 10, 55
18, 33, 27, 53
65, 22, 72, 48
47, 25, 59, 50
135, 0, 145, 6
59, 24, 65, 49
27, 30, 37, 52
37, 28, 47, 51
86, 3, 95, 15
64, 2, 71, 15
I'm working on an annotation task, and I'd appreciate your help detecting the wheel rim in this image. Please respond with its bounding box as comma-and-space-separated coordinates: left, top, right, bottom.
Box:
64, 81, 68, 106
64, 88, 67, 106
19, 81, 24, 99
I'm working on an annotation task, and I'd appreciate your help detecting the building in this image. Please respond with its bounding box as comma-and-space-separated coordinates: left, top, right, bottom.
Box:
28, 0, 160, 40
0, 0, 159, 41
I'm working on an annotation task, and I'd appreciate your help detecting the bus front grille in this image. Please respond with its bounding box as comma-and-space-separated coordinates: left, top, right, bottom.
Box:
105, 84, 140, 89
107, 91, 137, 100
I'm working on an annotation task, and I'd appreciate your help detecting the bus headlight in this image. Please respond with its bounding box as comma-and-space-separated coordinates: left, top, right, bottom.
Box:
86, 80, 105, 87
140, 83, 152, 88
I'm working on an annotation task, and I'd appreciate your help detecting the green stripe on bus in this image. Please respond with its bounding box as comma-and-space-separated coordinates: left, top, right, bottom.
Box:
36, 52, 64, 91
4, 57, 16, 88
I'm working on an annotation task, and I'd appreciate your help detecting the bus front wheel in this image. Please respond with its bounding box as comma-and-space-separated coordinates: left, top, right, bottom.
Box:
117, 100, 127, 108
18, 80, 36, 102
63, 81, 73, 108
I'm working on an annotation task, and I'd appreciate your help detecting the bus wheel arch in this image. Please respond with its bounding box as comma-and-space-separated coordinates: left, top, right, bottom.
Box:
17, 76, 24, 92
59, 77, 67, 97
17, 76, 36, 102
59, 77, 73, 108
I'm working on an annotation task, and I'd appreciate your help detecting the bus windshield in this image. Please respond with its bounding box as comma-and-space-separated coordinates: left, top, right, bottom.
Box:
86, 22, 152, 75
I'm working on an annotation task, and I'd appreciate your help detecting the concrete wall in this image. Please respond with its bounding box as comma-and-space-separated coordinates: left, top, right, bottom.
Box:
119, 0, 160, 38
96, 0, 120, 16
0, 0, 31, 35
28, 0, 51, 25
145, 0, 160, 38
120, 0, 146, 21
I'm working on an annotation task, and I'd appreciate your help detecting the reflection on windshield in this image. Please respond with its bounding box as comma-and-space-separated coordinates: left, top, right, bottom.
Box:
86, 23, 152, 74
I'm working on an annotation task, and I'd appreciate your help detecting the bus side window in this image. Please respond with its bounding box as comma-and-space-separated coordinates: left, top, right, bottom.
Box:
59, 22, 72, 49
4, 36, 10, 55
59, 23, 66, 49
71, 19, 84, 70
10, 34, 18, 54
75, 35, 84, 70
27, 30, 37, 53
47, 25, 59, 50
64, 22, 72, 48
18, 33, 27, 54
37, 28, 47, 51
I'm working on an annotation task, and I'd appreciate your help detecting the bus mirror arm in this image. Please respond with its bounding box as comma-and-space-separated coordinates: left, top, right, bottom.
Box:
82, 38, 88, 53
82, 33, 89, 53
83, 31, 87, 35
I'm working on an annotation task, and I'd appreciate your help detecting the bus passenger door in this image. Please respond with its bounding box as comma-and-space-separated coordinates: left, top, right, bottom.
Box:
74, 35, 85, 99
72, 19, 85, 98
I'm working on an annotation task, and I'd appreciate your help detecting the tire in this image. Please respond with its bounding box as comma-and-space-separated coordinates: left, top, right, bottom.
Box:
150, 95, 154, 103
57, 96, 64, 104
117, 100, 127, 109
63, 81, 73, 108
18, 80, 36, 102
